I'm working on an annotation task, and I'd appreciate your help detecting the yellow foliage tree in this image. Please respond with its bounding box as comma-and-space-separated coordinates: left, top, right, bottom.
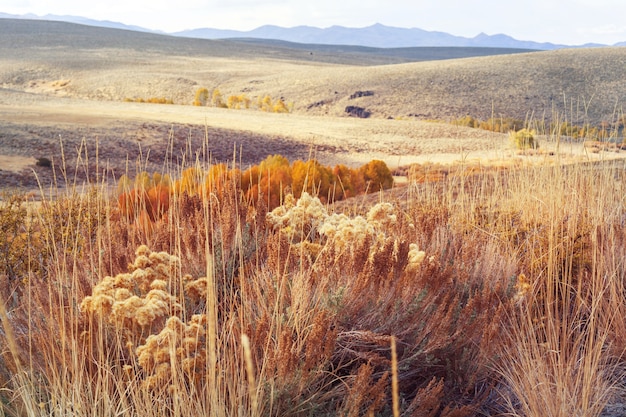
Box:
259, 95, 273, 112
193, 88, 209, 106
174, 167, 204, 196
509, 128, 538, 150
272, 99, 289, 113
212, 89, 225, 108
227, 94, 251, 110
199, 163, 240, 198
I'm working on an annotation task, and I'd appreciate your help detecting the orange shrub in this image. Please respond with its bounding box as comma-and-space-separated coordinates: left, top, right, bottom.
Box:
243, 155, 292, 210
135, 209, 155, 236
145, 185, 170, 221
198, 163, 240, 198
118, 188, 149, 220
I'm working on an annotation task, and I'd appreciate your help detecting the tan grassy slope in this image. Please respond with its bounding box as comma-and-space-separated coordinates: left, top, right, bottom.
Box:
282, 47, 626, 124
1, 19, 625, 125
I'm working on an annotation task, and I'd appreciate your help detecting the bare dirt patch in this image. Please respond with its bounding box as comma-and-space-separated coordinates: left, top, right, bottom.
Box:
0, 155, 35, 173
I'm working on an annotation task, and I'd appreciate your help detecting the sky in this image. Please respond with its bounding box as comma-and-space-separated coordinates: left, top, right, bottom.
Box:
3, 0, 626, 45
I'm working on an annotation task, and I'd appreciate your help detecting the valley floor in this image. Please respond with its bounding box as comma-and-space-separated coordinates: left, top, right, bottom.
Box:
2, 89, 624, 193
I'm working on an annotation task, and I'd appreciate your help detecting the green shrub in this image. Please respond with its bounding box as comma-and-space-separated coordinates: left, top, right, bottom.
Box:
509, 128, 538, 150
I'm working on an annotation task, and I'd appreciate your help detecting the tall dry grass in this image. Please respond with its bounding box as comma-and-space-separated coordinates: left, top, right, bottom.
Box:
0, 136, 625, 416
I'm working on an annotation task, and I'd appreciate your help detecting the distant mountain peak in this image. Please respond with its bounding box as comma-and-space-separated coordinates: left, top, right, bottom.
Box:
172, 23, 574, 50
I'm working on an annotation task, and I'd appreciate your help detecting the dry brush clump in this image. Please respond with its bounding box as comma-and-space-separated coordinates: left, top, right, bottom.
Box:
263, 191, 517, 415
428, 162, 626, 416
81, 245, 216, 394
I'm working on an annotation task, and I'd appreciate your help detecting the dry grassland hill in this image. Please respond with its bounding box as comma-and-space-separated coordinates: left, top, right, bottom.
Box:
1, 19, 626, 191
2, 18, 625, 124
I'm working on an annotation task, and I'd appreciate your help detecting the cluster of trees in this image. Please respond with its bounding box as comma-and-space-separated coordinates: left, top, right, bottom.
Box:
116, 156, 394, 223
123, 97, 174, 104
193, 88, 290, 113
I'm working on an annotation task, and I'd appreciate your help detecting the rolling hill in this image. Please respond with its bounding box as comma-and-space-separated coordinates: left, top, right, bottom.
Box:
1, 18, 624, 126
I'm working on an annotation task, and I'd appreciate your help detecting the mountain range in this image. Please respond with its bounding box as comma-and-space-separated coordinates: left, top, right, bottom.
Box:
0, 12, 619, 50
173, 24, 601, 50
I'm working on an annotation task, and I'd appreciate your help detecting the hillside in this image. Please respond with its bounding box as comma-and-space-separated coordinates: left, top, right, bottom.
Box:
0, 18, 532, 65
1, 19, 624, 125
1, 19, 626, 191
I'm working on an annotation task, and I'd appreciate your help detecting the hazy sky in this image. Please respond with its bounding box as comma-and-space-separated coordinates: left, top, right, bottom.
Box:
3, 0, 626, 45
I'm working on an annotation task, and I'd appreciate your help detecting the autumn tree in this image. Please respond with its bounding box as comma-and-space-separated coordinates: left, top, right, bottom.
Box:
117, 171, 172, 221
259, 95, 273, 112
193, 88, 209, 106
212, 89, 225, 108
332, 164, 365, 200
272, 98, 289, 113
199, 163, 241, 198
227, 94, 251, 110
174, 167, 204, 196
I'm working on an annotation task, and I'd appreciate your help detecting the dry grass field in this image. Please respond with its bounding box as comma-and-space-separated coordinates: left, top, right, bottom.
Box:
1, 19, 626, 190
3, 18, 626, 417
2, 20, 626, 187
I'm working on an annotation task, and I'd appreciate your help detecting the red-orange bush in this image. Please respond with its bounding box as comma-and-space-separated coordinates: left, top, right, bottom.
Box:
242, 155, 292, 210
117, 171, 172, 222
145, 185, 170, 221
117, 158, 395, 219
